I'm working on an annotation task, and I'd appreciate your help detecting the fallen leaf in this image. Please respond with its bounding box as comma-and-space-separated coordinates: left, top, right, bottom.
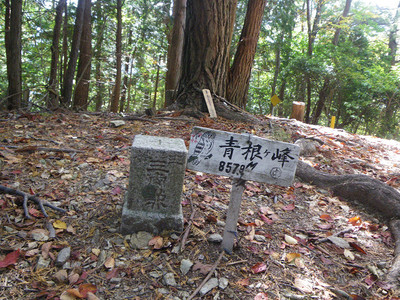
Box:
282, 202, 295, 211
41, 242, 52, 259
286, 252, 301, 263
192, 261, 213, 275
0, 249, 20, 268
236, 278, 250, 286
349, 216, 362, 226
78, 283, 97, 298
91, 248, 101, 256
106, 268, 120, 280
87, 292, 100, 300
344, 249, 355, 261
53, 220, 67, 230
294, 277, 313, 293
68, 272, 80, 285
65, 288, 83, 298
254, 292, 268, 299
104, 256, 115, 269
251, 262, 267, 274
284, 234, 298, 245
349, 242, 366, 254
148, 236, 163, 249
320, 214, 333, 222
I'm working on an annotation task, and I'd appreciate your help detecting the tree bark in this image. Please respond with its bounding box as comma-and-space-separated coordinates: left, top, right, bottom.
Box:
5, 0, 23, 110
110, 0, 123, 113
177, 0, 260, 122
226, 0, 266, 109
47, 0, 65, 110
164, 0, 186, 107
72, 0, 92, 111
61, 0, 85, 107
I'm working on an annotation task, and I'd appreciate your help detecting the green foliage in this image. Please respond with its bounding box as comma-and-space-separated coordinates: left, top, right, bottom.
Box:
1, 0, 399, 139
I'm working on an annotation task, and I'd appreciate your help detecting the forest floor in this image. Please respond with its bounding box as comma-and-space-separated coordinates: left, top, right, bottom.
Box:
1, 112, 400, 300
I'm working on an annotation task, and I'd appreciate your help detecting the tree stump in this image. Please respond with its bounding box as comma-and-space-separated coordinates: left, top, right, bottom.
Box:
290, 101, 305, 122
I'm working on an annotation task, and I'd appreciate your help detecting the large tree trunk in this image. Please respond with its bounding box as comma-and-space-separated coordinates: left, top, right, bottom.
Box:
47, 0, 65, 110
176, 0, 258, 122
72, 0, 92, 111
5, 0, 23, 110
295, 160, 400, 284
61, 0, 85, 107
226, 0, 266, 109
110, 0, 123, 113
164, 0, 186, 107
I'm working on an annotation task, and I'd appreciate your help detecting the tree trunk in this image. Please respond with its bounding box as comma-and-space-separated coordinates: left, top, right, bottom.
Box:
47, 0, 65, 110
305, 0, 323, 123
312, 0, 352, 125
5, 0, 23, 110
61, 0, 85, 107
177, 0, 243, 117
226, 0, 266, 109
60, 0, 69, 89
152, 56, 162, 109
164, 0, 186, 107
72, 0, 92, 111
93, 1, 107, 112
110, 0, 123, 113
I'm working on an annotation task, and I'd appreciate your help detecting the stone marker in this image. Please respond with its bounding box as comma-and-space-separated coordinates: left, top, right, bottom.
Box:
121, 135, 187, 235
187, 127, 300, 253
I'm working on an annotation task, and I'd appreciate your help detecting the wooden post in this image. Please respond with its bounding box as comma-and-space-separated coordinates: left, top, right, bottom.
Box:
290, 101, 305, 122
202, 89, 217, 119
221, 178, 246, 254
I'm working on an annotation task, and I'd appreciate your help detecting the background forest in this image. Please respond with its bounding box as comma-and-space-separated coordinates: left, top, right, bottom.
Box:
1, 0, 400, 138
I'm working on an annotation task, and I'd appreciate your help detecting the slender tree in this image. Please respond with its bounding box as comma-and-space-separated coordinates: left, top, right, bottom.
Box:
47, 0, 66, 110
72, 0, 92, 111
110, 0, 123, 113
5, 0, 23, 110
226, 0, 266, 109
61, 0, 85, 107
164, 0, 186, 107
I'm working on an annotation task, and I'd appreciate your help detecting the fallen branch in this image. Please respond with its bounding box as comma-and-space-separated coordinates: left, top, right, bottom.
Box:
180, 200, 196, 252
0, 185, 66, 219
188, 251, 224, 300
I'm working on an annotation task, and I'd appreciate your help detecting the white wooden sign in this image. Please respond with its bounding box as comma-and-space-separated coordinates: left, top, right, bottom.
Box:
187, 127, 300, 186
202, 89, 217, 119
187, 127, 300, 253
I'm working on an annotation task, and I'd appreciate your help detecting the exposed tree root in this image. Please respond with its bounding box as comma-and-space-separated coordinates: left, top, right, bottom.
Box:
295, 161, 400, 285
0, 184, 66, 219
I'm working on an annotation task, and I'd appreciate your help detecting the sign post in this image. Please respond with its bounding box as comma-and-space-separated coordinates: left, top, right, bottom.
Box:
187, 127, 299, 253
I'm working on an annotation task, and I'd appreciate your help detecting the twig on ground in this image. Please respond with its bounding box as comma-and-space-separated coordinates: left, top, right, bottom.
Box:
0, 185, 66, 219
122, 116, 157, 123
180, 197, 196, 252
188, 251, 224, 300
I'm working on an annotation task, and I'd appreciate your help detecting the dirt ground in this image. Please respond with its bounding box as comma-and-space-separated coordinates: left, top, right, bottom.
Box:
0, 112, 400, 299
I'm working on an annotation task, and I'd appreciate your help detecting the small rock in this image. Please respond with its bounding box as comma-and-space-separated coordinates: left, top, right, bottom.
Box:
180, 259, 193, 275
254, 235, 267, 242
130, 231, 153, 249
4, 226, 16, 233
216, 220, 225, 227
96, 250, 107, 268
110, 120, 126, 127
163, 272, 177, 286
56, 247, 71, 266
109, 277, 122, 284
207, 233, 223, 243
87, 292, 100, 300
30, 229, 49, 241
54, 269, 68, 283
149, 270, 163, 278
200, 278, 218, 296
157, 288, 169, 295
219, 277, 229, 289
36, 256, 50, 270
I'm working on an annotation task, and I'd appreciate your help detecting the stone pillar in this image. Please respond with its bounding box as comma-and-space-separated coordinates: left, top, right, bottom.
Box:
121, 135, 187, 235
